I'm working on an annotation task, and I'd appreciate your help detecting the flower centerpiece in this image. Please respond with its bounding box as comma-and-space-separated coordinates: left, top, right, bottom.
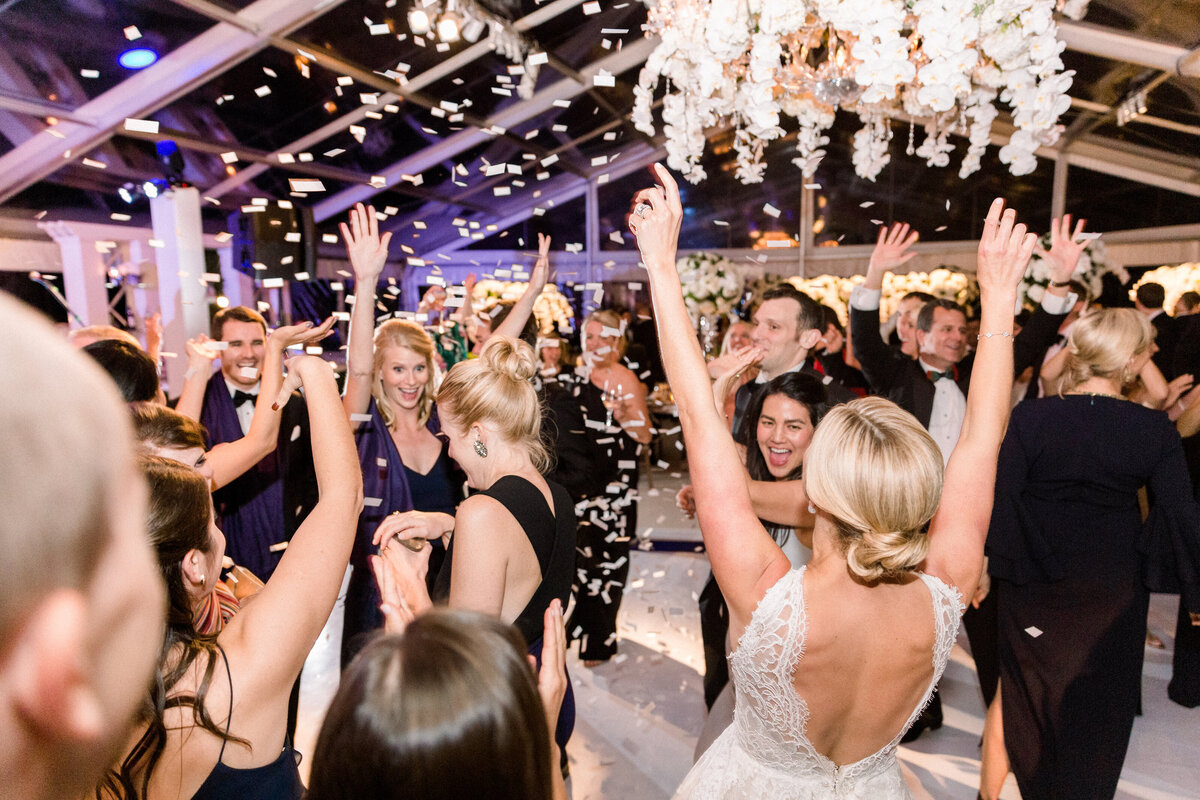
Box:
1017, 235, 1126, 310
470, 279, 575, 334
633, 0, 1078, 185
678, 252, 744, 325
1130, 264, 1200, 312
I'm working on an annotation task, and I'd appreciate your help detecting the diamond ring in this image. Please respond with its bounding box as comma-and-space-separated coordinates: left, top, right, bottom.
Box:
634, 202, 650, 218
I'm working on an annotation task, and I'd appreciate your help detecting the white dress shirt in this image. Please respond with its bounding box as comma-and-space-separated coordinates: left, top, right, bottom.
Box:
227, 381, 260, 436
919, 358, 966, 464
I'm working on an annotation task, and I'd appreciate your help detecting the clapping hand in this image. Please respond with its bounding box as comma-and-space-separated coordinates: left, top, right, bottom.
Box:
1036, 214, 1089, 285
532, 599, 567, 734
340, 202, 391, 283
712, 344, 764, 407
371, 542, 433, 634
186, 334, 222, 370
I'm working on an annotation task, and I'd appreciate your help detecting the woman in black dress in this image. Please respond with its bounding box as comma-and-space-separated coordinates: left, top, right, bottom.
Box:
987, 308, 1200, 800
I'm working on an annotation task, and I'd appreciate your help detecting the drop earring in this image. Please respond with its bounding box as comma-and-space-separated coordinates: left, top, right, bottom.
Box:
473, 435, 488, 458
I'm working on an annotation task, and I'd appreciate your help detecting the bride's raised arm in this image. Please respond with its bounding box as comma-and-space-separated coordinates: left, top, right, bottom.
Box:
630, 165, 790, 627
925, 198, 1036, 599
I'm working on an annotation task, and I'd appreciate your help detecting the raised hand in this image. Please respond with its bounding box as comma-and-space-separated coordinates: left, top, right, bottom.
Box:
186, 333, 222, 368
866, 222, 919, 288
268, 315, 336, 352
977, 198, 1037, 306
627, 163, 683, 273
1036, 214, 1089, 284
530, 234, 551, 291
340, 202, 391, 283
371, 509, 454, 549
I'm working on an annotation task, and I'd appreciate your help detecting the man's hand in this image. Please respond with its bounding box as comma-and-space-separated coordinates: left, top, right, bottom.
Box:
865, 222, 919, 289
340, 202, 391, 284
1036, 214, 1089, 286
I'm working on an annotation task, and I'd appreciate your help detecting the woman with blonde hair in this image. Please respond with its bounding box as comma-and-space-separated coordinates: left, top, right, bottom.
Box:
372, 334, 578, 761
341, 206, 466, 664
629, 164, 1036, 798
986, 306, 1200, 800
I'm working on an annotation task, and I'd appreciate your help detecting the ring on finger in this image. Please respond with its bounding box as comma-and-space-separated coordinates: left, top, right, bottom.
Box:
634, 202, 650, 218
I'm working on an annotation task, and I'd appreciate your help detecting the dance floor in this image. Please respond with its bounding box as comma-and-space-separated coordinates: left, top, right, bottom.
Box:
295, 470, 1200, 799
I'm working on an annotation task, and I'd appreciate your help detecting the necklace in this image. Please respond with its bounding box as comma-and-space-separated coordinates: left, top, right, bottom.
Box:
1064, 390, 1123, 401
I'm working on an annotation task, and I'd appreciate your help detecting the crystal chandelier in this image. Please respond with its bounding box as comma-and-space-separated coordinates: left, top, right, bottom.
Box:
632, 0, 1088, 185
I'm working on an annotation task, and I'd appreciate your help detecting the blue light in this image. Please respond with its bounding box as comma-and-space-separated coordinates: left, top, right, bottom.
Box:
119, 48, 159, 70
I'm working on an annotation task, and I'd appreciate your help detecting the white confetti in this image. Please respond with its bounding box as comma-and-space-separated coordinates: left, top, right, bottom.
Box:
289, 178, 326, 192
239, 367, 259, 379
123, 25, 141, 40
582, 1, 601, 13
860, 201, 875, 208
363, 497, 383, 508
124, 118, 159, 134
762, 203, 781, 218
1025, 626, 1043, 638
350, 413, 373, 423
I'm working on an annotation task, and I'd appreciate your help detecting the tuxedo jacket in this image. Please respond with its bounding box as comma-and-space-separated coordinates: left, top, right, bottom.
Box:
850, 303, 1066, 428
1151, 312, 1179, 380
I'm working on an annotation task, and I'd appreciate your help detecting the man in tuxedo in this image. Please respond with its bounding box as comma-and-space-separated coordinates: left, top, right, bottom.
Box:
200, 306, 316, 580
850, 220, 1080, 739
1135, 282, 1178, 379
1, 294, 164, 800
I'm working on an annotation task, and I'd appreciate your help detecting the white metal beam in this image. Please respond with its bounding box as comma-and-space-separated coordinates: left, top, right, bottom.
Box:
0, 0, 351, 205
312, 35, 658, 222
1058, 20, 1197, 76
200, 0, 587, 200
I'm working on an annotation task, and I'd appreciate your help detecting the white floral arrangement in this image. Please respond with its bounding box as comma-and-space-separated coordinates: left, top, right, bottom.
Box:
789, 268, 979, 324
1130, 264, 1200, 312
1016, 235, 1126, 310
678, 252, 744, 324
470, 280, 575, 334
633, 0, 1076, 184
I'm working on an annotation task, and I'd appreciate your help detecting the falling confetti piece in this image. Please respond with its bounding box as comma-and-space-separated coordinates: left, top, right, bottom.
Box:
288, 178, 326, 192
124, 118, 159, 134
1075, 232, 1102, 241
80, 68, 100, 79
1025, 626, 1043, 638
254, 85, 271, 97
935, 225, 948, 232
123, 25, 141, 40
220, 151, 238, 164
582, 1, 601, 13
860, 201, 875, 208
763, 203, 781, 218
593, 70, 615, 87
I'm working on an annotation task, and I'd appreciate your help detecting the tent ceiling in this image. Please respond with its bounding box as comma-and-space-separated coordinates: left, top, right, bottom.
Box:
0, 0, 1197, 254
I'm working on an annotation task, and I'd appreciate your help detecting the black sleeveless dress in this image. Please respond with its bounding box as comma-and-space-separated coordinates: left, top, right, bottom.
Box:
433, 474, 577, 747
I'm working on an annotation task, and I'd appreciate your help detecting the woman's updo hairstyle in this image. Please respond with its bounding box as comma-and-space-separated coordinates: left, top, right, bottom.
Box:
373, 319, 437, 427
436, 336, 548, 471
1058, 308, 1153, 393
803, 397, 943, 582
306, 610, 552, 800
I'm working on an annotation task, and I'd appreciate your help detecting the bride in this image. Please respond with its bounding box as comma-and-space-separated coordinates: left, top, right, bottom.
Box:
629, 164, 1036, 797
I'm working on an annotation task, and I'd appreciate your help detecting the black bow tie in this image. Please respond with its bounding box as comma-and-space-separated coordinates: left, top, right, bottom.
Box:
925, 367, 958, 383
232, 390, 258, 408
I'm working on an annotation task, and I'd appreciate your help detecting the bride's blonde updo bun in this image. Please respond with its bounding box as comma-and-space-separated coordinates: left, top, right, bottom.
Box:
436, 336, 548, 471
803, 397, 944, 582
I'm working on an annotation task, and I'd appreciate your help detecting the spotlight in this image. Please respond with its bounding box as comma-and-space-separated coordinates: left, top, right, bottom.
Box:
155, 139, 186, 186
436, 9, 462, 42
407, 6, 431, 35
143, 180, 160, 199
216, 295, 230, 309
118, 48, 159, 70
118, 184, 134, 203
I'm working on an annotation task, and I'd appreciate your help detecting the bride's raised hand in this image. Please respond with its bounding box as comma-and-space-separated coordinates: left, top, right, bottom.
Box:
627, 163, 683, 273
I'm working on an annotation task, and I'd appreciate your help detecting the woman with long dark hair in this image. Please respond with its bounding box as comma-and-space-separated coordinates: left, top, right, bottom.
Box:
100, 356, 361, 800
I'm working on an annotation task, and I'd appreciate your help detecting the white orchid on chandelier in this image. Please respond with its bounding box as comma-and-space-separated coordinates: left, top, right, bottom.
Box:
632, 0, 1078, 184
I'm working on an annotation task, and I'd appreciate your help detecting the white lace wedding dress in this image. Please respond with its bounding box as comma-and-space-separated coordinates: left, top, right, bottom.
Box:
673, 566, 963, 800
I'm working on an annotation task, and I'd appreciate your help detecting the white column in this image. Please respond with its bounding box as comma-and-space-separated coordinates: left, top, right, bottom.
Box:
42, 221, 109, 327
151, 185, 209, 394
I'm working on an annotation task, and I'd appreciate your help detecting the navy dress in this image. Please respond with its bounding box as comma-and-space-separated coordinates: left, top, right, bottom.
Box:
342, 399, 461, 667
987, 395, 1200, 800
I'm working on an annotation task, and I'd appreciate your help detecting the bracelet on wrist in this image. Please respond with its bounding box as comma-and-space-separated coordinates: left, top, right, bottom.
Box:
977, 331, 1013, 341
1049, 279, 1072, 288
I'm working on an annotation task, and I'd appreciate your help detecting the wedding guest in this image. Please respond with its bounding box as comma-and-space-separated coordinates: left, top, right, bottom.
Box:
987, 307, 1200, 800
0, 294, 164, 800
815, 305, 869, 395
1135, 281, 1178, 379
186, 306, 319, 581
850, 217, 1079, 742
631, 166, 1033, 798
708, 319, 757, 423
101, 355, 361, 800
1175, 290, 1200, 317
83, 338, 163, 404
538, 334, 569, 378
306, 606, 568, 800
340, 204, 466, 664
565, 309, 652, 666
893, 291, 936, 357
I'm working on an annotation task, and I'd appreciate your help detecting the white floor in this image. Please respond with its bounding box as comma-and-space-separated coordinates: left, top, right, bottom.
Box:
295, 470, 1200, 799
